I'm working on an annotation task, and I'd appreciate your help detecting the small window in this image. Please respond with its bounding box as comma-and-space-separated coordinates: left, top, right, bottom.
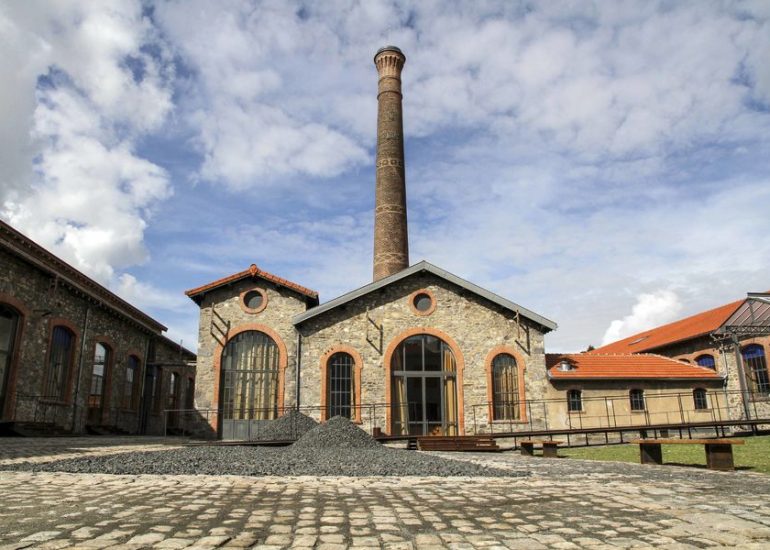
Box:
695, 355, 716, 369
567, 389, 582, 412
123, 355, 140, 409
413, 293, 433, 312
168, 372, 179, 410
629, 389, 645, 411
693, 388, 708, 410
88, 343, 110, 409
328, 352, 354, 419
242, 289, 267, 312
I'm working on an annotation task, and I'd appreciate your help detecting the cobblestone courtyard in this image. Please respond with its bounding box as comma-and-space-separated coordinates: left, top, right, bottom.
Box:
1, 437, 770, 549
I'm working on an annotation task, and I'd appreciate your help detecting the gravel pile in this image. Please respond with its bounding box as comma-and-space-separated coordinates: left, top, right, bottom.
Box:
289, 416, 381, 450
0, 416, 526, 478
251, 410, 318, 441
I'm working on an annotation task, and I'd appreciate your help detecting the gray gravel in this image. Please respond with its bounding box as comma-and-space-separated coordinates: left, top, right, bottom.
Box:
249, 410, 318, 441
0, 417, 527, 478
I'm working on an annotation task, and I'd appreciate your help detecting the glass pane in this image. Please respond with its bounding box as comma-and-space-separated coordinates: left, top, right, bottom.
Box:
424, 377, 441, 423
403, 338, 422, 371
423, 336, 442, 371
406, 377, 423, 422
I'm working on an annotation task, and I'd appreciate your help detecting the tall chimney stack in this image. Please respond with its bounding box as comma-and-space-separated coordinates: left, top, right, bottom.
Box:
372, 46, 409, 281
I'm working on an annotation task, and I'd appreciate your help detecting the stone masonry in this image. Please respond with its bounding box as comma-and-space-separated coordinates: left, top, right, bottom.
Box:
297, 271, 549, 435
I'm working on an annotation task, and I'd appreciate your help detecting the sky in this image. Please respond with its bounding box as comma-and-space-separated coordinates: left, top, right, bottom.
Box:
1, 0, 769, 353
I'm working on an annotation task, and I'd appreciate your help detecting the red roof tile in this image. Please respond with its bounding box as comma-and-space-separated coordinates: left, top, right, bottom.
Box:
590, 299, 743, 354
548, 353, 722, 380
185, 264, 319, 303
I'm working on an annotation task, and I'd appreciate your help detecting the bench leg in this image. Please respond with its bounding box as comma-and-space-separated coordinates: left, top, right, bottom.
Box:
639, 443, 663, 465
542, 443, 558, 458
520, 443, 534, 456
705, 444, 735, 471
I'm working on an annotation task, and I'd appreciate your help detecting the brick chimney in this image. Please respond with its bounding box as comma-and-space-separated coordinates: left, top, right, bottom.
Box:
372, 46, 409, 281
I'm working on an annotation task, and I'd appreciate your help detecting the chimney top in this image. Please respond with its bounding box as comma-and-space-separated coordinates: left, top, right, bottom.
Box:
374, 45, 405, 61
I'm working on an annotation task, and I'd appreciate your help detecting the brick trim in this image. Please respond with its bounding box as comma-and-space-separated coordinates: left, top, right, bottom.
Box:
319, 345, 363, 424
0, 293, 31, 419
485, 346, 528, 424
383, 327, 465, 436
408, 288, 437, 317
239, 287, 268, 315
41, 318, 81, 405
211, 323, 288, 435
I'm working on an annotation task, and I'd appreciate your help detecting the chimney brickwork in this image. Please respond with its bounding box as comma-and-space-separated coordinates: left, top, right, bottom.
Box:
373, 46, 409, 281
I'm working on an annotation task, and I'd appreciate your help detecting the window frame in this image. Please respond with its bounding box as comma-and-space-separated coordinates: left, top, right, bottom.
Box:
693, 388, 709, 410
122, 355, 141, 410
42, 323, 78, 403
491, 353, 520, 421
695, 354, 716, 369
629, 389, 645, 411
742, 344, 770, 396
567, 389, 583, 413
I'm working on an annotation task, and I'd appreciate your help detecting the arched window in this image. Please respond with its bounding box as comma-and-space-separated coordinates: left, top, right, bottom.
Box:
123, 355, 140, 409
168, 372, 179, 410
567, 389, 582, 412
695, 355, 716, 369
629, 389, 645, 411
693, 388, 708, 410
491, 353, 519, 420
87, 343, 110, 421
679, 358, 690, 363
0, 305, 21, 412
742, 345, 770, 395
45, 326, 75, 401
391, 334, 458, 436
221, 330, 280, 421
327, 352, 354, 419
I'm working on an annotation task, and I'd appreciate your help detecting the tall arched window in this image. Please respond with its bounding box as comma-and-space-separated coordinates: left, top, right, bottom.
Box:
629, 389, 645, 411
327, 352, 354, 419
695, 355, 716, 369
221, 330, 280, 421
87, 342, 110, 422
742, 345, 769, 395
693, 388, 708, 410
391, 334, 458, 436
0, 305, 20, 413
492, 353, 519, 420
45, 326, 75, 400
123, 355, 140, 409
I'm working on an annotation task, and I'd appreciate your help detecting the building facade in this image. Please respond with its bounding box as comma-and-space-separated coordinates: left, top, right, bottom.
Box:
0, 220, 196, 436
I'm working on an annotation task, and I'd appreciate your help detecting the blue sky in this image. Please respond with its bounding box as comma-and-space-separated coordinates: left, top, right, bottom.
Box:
1, 1, 769, 352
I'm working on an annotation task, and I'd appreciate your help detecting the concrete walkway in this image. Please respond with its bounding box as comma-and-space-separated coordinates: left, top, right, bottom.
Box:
1, 436, 769, 549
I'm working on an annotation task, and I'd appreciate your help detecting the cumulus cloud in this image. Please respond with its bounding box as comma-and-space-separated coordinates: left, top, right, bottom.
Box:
601, 290, 683, 345
0, 1, 173, 282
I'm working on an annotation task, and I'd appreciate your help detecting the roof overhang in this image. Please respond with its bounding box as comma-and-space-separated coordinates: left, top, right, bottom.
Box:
292, 260, 557, 332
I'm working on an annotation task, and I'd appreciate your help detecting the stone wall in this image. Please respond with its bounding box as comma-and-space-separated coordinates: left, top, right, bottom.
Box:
297, 271, 549, 435
545, 379, 727, 431
192, 277, 310, 435
0, 248, 194, 435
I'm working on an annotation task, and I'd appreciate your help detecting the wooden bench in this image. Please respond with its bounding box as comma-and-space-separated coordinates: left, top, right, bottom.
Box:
630, 438, 744, 471
519, 440, 563, 458
416, 436, 500, 452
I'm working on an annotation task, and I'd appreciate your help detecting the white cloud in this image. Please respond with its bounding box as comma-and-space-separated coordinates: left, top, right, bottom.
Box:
601, 290, 682, 346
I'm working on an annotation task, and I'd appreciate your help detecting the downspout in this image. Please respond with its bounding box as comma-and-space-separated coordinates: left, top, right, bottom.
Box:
295, 331, 302, 410
731, 333, 752, 421
137, 334, 151, 434
71, 305, 91, 432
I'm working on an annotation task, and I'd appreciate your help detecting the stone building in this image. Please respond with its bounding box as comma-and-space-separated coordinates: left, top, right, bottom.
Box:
186, 45, 768, 440
0, 219, 196, 436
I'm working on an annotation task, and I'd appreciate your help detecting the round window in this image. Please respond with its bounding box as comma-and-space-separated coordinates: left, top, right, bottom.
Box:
413, 292, 433, 312
243, 290, 264, 310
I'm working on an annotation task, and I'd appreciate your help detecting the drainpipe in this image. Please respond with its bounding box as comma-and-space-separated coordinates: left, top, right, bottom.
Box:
731, 333, 752, 421
71, 305, 91, 432
295, 331, 302, 411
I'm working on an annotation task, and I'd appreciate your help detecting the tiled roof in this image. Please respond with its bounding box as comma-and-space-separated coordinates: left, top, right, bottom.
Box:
590, 299, 743, 354
547, 353, 722, 380
185, 264, 319, 304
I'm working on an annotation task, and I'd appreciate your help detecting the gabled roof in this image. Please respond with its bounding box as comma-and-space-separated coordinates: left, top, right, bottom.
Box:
547, 353, 722, 381
0, 219, 166, 333
292, 260, 557, 331
590, 299, 743, 354
185, 264, 319, 306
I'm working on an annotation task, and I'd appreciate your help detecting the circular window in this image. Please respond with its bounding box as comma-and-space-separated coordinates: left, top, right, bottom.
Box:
241, 288, 267, 313
409, 289, 436, 316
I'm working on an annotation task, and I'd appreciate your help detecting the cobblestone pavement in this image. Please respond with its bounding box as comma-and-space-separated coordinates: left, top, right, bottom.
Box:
1, 437, 770, 549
